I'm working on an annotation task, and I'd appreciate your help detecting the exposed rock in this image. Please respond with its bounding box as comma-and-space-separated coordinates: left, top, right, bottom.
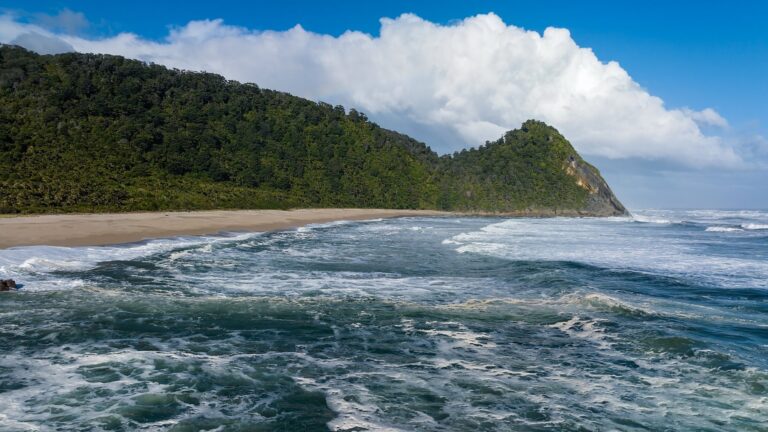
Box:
0, 279, 17, 291
565, 155, 628, 217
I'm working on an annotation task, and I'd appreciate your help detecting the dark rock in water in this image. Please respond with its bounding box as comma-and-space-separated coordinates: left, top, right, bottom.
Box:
0, 279, 17, 291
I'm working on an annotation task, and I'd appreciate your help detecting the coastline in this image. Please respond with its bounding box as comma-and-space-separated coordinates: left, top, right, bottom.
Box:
0, 209, 448, 249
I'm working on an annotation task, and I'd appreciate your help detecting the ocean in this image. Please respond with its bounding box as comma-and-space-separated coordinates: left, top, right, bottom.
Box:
1, 210, 767, 431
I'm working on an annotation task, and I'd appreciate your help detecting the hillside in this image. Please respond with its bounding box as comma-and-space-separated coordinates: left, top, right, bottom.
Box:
438, 121, 626, 215
0, 45, 626, 216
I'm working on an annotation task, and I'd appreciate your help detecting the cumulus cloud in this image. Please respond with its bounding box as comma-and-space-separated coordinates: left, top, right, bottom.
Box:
682, 107, 729, 128
33, 8, 89, 35
0, 14, 73, 53
0, 13, 746, 167
10, 32, 73, 54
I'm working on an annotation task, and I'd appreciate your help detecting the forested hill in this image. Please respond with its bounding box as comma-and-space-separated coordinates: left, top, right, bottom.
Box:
0, 45, 626, 216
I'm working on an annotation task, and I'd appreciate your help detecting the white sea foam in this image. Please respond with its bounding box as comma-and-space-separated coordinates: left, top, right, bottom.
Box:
742, 223, 768, 230
419, 321, 497, 349
0, 349, 156, 429
0, 345, 292, 430
0, 232, 258, 290
578, 293, 657, 316
706, 226, 744, 232
550, 316, 613, 349
298, 218, 386, 232
168, 243, 214, 261
635, 209, 768, 228
296, 376, 410, 432
0, 218, 392, 287
686, 209, 768, 220
631, 214, 678, 224
2, 214, 767, 430
445, 213, 768, 288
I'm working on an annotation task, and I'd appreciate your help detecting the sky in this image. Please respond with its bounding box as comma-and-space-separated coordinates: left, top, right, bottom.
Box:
1, 0, 766, 209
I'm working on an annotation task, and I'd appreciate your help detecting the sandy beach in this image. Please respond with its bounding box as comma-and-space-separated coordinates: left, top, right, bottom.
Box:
0, 209, 447, 248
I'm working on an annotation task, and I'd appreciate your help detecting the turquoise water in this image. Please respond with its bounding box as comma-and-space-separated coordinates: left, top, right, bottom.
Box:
1, 210, 767, 431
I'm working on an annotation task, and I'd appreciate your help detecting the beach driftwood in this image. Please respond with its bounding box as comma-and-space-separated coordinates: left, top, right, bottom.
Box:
0, 279, 17, 291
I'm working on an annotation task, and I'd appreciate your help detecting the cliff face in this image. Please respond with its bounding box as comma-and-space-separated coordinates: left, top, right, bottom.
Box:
0, 45, 626, 216
565, 156, 628, 216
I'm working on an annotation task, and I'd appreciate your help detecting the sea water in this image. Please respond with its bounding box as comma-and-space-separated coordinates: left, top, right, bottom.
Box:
0, 210, 767, 431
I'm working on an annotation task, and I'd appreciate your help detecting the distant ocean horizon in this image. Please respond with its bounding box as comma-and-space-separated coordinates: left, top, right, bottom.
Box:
1, 209, 767, 430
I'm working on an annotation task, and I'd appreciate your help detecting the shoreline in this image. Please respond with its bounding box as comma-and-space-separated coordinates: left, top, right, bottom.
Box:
0, 209, 448, 249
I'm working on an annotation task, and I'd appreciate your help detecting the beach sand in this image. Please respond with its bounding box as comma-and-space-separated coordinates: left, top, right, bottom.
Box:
0, 209, 447, 248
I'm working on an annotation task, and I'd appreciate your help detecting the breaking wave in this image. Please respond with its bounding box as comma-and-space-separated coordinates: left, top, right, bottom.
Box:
1, 212, 767, 430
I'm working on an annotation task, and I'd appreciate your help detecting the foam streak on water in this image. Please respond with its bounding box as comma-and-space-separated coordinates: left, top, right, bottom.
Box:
1, 210, 767, 431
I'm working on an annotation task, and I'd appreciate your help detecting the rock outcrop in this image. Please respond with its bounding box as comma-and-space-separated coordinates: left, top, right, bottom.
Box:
565, 155, 628, 216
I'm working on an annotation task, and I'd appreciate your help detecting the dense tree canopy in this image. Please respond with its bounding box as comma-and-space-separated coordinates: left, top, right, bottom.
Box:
0, 46, 625, 215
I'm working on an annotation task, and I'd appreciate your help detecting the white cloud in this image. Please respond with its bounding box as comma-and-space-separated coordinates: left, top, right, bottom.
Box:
0, 13, 746, 167
682, 107, 729, 128
34, 8, 89, 35
10, 32, 73, 54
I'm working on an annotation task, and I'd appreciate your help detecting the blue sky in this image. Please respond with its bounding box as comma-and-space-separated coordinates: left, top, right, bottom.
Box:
2, 1, 767, 209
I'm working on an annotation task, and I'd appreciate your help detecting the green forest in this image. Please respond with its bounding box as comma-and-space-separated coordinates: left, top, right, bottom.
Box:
0, 45, 625, 215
